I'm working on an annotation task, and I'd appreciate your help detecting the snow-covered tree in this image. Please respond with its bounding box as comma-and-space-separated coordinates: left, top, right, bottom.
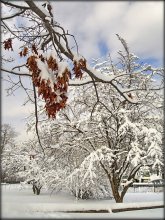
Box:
13, 129, 70, 195
50, 42, 163, 202
1, 124, 18, 154
1, 124, 19, 182
60, 94, 163, 202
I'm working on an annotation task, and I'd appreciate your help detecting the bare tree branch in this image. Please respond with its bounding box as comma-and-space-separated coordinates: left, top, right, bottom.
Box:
2, 68, 31, 77
1, 1, 30, 9
32, 83, 45, 157
1, 9, 27, 20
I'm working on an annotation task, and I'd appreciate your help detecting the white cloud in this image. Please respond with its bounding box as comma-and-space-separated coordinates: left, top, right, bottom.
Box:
119, 2, 163, 59
2, 96, 33, 119
2, 91, 35, 143
54, 1, 163, 64
2, 78, 34, 133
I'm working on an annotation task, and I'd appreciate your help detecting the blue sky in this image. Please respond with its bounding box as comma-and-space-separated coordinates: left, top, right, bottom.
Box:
2, 1, 164, 142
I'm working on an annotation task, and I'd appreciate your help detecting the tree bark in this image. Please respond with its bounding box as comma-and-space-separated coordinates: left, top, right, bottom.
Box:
32, 184, 41, 195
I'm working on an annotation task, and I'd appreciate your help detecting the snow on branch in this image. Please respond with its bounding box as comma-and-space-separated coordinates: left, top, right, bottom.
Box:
63, 146, 115, 197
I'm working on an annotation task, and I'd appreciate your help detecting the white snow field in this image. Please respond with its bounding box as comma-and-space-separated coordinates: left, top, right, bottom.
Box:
1, 183, 164, 219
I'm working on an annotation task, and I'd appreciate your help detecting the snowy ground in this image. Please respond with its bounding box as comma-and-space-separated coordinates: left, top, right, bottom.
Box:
1, 184, 164, 219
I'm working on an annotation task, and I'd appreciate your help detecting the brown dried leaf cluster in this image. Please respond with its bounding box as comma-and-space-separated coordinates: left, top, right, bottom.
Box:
47, 56, 58, 71
32, 44, 38, 55
73, 58, 86, 79
3, 38, 13, 51
18, 44, 85, 118
19, 47, 28, 57
26, 47, 71, 118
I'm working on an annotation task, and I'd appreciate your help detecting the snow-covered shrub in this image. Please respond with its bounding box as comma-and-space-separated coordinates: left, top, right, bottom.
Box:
63, 147, 114, 200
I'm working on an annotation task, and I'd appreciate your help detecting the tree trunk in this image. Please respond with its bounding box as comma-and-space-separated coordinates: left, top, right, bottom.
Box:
112, 188, 123, 203
115, 196, 123, 203
32, 185, 36, 194
32, 184, 41, 195
109, 176, 124, 203
36, 187, 40, 195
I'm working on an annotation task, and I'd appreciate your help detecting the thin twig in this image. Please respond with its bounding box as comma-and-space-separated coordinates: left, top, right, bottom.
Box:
32, 83, 45, 157
2, 68, 31, 77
